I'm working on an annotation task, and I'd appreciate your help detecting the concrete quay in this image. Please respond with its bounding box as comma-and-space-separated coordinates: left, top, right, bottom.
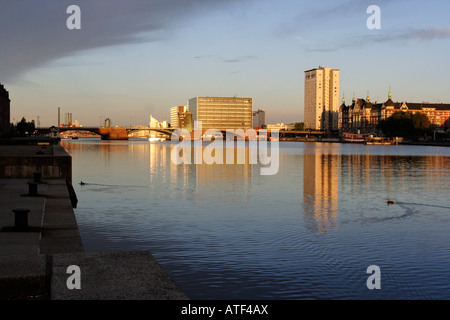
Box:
0, 144, 188, 300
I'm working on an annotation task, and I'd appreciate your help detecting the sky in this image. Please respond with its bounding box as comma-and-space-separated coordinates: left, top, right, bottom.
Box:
1, 0, 450, 127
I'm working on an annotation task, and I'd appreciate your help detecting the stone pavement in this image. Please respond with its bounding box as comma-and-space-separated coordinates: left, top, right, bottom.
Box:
0, 178, 188, 300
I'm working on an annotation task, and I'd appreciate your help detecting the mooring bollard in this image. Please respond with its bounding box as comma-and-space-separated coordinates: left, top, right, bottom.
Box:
13, 208, 30, 231
33, 172, 42, 183
27, 181, 38, 196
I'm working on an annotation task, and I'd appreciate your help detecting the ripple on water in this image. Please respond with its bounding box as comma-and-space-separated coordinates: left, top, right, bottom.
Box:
69, 140, 450, 299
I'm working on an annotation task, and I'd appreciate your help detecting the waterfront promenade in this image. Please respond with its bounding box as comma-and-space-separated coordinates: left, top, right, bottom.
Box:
0, 144, 188, 300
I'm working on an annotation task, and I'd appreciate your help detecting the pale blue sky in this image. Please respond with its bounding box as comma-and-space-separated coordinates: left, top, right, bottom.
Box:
1, 0, 449, 127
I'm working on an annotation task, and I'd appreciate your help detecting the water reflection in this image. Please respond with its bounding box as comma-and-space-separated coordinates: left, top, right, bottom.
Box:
302, 152, 450, 234
303, 154, 339, 233
169, 144, 253, 203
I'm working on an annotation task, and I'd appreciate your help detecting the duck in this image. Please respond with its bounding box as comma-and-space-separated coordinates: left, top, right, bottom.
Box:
79, 181, 85, 185
387, 199, 396, 205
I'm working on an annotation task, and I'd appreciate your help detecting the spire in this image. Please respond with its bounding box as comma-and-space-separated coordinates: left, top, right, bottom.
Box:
388, 86, 392, 100
366, 91, 370, 103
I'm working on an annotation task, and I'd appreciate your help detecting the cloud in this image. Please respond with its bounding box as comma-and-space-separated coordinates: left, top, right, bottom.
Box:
376, 27, 450, 42
0, 0, 250, 81
193, 55, 215, 60
191, 54, 258, 63
276, 0, 402, 35
306, 27, 450, 52
221, 55, 258, 63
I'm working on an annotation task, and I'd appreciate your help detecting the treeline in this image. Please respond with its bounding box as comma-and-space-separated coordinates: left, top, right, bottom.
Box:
10, 117, 36, 136
377, 111, 432, 139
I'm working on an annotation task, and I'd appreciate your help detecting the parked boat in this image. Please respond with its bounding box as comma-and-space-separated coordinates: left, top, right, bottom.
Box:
342, 132, 369, 143
365, 137, 398, 145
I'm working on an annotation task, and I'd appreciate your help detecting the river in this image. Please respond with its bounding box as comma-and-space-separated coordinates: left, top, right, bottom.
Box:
61, 138, 450, 299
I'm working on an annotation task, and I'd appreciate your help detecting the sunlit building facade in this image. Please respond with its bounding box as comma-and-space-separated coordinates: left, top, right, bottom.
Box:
170, 106, 188, 129
188, 97, 252, 130
339, 90, 450, 133
304, 67, 340, 131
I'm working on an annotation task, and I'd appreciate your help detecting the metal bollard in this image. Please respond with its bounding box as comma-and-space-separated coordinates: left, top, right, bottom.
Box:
33, 172, 42, 183
27, 182, 38, 196
13, 208, 30, 231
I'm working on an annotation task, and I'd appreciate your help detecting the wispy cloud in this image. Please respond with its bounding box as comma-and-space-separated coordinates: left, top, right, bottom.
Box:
275, 0, 406, 38
192, 54, 258, 63
306, 27, 450, 52
193, 55, 215, 60
221, 55, 258, 63
376, 27, 450, 42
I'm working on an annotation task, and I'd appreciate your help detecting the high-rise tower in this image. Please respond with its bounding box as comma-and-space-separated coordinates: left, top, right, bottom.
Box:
304, 67, 339, 130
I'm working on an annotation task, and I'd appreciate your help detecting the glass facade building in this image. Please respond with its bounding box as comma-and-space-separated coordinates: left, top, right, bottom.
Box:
188, 97, 252, 130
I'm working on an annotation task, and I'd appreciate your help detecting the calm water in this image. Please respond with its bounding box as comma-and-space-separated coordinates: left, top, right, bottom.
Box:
61, 138, 450, 300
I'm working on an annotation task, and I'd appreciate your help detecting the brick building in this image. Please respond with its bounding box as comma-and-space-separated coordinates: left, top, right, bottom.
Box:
339, 90, 450, 133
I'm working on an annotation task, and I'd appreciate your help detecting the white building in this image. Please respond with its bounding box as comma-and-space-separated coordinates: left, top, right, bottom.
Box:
304, 67, 339, 130
265, 123, 295, 131
149, 115, 168, 128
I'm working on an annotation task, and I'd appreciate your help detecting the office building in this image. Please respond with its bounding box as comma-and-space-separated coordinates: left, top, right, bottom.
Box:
252, 109, 266, 129
170, 106, 188, 128
188, 97, 252, 130
304, 67, 340, 131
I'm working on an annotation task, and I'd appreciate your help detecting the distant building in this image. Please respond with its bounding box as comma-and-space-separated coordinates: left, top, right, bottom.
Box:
65, 113, 73, 127
170, 106, 188, 128
179, 112, 193, 132
252, 109, 266, 129
0, 83, 11, 135
188, 97, 252, 131
304, 67, 340, 131
266, 123, 295, 131
339, 90, 450, 133
149, 115, 168, 128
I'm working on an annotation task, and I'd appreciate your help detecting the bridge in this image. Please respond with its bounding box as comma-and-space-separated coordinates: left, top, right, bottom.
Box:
35, 126, 176, 140
35, 126, 333, 141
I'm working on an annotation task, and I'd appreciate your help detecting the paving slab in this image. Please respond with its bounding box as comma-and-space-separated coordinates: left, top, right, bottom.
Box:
51, 251, 188, 300
0, 254, 48, 299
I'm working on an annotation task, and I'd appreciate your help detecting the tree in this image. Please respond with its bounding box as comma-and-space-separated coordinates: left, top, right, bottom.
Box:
411, 112, 432, 136
294, 122, 304, 131
15, 117, 35, 136
377, 111, 431, 139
